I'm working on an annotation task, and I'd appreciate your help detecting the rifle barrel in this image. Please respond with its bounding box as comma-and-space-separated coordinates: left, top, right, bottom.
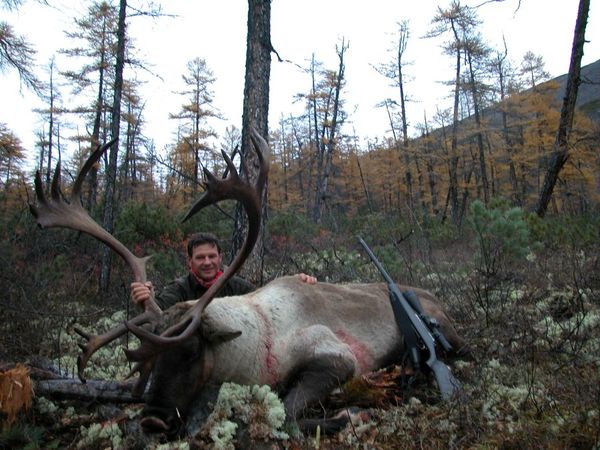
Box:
358, 237, 394, 285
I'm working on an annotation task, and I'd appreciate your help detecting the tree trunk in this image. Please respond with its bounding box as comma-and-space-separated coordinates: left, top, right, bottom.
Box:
355, 154, 374, 213
423, 115, 438, 214
45, 64, 55, 192
86, 18, 108, 212
0, 360, 139, 403
535, 0, 589, 217
232, 0, 271, 285
310, 54, 326, 222
313, 40, 347, 224
496, 50, 521, 205
466, 47, 489, 204
99, 0, 127, 290
448, 22, 461, 224
36, 378, 140, 403
397, 39, 415, 216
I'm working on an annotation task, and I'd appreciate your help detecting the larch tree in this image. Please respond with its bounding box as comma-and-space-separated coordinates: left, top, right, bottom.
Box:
489, 43, 521, 204
221, 125, 242, 155
418, 113, 440, 214
231, 0, 272, 285
520, 51, 549, 89
502, 77, 559, 208
427, 0, 469, 224
120, 79, 147, 201
99, 0, 128, 290
310, 40, 348, 224
304, 54, 323, 215
462, 29, 492, 205
60, 0, 119, 209
289, 114, 312, 211
0, 0, 41, 92
517, 53, 557, 200
535, 0, 590, 217
275, 115, 291, 205
271, 112, 312, 212
169, 57, 219, 194
33, 57, 63, 190
427, 1, 491, 222
375, 20, 417, 215
0, 122, 25, 192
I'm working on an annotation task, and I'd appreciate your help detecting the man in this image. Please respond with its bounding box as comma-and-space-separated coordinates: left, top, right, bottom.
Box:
131, 232, 316, 309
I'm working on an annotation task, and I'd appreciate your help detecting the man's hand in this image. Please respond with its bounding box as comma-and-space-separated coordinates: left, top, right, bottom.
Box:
297, 273, 317, 285
131, 281, 155, 306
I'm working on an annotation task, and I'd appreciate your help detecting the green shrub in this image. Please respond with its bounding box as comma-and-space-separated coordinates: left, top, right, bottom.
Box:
420, 214, 460, 244
268, 209, 318, 244
146, 247, 185, 286
468, 198, 532, 276
115, 201, 180, 246
528, 213, 600, 250
180, 201, 238, 253
349, 211, 412, 245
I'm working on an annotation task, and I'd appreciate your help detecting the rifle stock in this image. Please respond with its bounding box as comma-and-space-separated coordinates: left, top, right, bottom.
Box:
429, 359, 462, 400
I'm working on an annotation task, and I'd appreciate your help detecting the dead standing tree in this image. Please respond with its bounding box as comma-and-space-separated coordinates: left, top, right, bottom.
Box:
535, 0, 590, 217
375, 21, 417, 216
313, 39, 348, 225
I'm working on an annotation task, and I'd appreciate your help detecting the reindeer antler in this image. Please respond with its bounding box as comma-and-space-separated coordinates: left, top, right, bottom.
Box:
30, 140, 151, 286
29, 140, 162, 382
124, 127, 269, 361
29, 129, 269, 391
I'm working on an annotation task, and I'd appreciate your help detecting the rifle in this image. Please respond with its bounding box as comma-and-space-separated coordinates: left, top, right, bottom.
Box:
358, 237, 462, 400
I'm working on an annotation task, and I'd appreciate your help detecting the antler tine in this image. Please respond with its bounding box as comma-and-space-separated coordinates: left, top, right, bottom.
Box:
72, 140, 114, 195
249, 128, 269, 194
29, 139, 151, 286
73, 311, 156, 382
50, 158, 63, 201
181, 152, 242, 223
125, 127, 269, 351
220, 147, 240, 180
128, 358, 156, 398
29, 140, 163, 381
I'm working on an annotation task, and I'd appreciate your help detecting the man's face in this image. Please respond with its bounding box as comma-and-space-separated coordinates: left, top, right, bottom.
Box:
188, 243, 223, 281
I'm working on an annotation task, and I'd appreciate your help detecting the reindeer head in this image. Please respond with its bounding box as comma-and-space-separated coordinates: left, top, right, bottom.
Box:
29, 129, 269, 436
136, 303, 244, 436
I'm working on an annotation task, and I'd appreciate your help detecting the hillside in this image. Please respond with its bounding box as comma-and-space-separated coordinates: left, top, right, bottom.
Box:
554, 57, 600, 124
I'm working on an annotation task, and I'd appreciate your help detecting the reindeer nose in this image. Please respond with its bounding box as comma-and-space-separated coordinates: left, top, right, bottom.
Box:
140, 415, 170, 433
140, 406, 183, 436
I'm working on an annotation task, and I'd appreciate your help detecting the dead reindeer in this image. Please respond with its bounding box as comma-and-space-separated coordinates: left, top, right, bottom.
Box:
29, 129, 467, 438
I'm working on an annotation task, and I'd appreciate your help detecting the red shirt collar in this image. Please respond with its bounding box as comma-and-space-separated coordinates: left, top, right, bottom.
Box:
190, 269, 223, 289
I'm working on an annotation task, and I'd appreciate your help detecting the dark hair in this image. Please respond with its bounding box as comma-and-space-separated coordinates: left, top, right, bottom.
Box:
186, 232, 221, 257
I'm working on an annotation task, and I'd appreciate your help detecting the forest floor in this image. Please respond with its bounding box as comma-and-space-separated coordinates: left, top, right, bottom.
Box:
1, 220, 599, 449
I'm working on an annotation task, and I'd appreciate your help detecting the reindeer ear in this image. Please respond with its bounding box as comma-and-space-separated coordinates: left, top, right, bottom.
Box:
200, 315, 242, 344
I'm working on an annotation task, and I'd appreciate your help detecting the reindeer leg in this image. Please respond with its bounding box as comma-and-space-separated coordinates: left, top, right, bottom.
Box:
282, 325, 358, 433
283, 354, 355, 434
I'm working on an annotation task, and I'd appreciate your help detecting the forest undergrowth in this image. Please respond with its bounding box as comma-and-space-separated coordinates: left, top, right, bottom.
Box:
0, 201, 599, 449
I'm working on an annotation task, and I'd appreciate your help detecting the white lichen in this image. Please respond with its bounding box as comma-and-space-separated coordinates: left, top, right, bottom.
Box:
209, 420, 238, 450
197, 382, 288, 448
49, 310, 137, 380
76, 420, 123, 449
35, 396, 58, 415
154, 442, 190, 450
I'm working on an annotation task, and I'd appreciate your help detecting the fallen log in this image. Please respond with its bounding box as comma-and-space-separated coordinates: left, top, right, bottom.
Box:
34, 378, 143, 403
1, 360, 143, 404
